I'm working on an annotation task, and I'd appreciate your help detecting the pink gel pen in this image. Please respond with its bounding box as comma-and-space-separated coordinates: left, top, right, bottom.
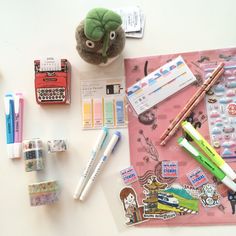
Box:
14, 93, 24, 158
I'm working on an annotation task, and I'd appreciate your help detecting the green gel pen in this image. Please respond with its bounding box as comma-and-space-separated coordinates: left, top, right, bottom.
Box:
182, 121, 236, 181
178, 137, 236, 192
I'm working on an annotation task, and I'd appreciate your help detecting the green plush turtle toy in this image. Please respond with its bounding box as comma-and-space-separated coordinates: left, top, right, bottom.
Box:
75, 8, 125, 65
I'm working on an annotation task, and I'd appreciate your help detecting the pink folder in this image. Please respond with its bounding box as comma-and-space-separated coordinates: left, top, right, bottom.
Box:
125, 47, 236, 226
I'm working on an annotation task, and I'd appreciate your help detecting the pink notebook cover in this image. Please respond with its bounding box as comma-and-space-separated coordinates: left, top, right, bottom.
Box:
124, 48, 236, 226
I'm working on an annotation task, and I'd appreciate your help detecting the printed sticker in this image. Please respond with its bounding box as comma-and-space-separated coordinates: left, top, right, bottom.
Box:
158, 183, 199, 215
199, 183, 220, 208
161, 161, 178, 178
187, 167, 208, 188
142, 176, 199, 218
227, 190, 236, 214
120, 187, 148, 226
183, 185, 201, 199
120, 166, 138, 185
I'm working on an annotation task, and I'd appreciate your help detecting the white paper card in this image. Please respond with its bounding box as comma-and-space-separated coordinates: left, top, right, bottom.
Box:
115, 6, 141, 32
127, 56, 197, 115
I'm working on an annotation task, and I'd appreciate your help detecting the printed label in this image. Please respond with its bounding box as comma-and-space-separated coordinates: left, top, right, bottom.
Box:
161, 161, 178, 178
120, 166, 138, 185
187, 167, 208, 188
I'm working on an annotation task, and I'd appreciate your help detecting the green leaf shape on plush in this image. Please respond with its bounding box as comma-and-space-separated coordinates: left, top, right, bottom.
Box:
84, 8, 122, 41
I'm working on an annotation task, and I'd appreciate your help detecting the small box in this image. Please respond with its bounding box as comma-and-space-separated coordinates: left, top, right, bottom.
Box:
34, 57, 71, 105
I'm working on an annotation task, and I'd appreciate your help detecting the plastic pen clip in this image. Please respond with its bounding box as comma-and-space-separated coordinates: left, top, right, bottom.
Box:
14, 93, 24, 158
4, 93, 15, 158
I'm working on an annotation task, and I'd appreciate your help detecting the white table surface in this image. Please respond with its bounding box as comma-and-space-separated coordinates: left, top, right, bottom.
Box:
1, 0, 236, 235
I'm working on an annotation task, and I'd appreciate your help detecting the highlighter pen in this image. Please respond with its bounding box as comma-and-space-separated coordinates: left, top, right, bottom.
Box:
73, 127, 109, 199
14, 93, 24, 158
178, 137, 236, 192
79, 131, 121, 201
4, 93, 15, 158
182, 121, 236, 181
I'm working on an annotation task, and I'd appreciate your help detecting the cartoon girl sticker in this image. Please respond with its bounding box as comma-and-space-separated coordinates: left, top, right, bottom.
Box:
120, 187, 147, 226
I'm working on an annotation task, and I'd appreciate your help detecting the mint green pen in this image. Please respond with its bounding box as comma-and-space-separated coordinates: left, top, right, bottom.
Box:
178, 137, 236, 192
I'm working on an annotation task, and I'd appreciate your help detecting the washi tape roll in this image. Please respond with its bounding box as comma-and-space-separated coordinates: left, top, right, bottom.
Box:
23, 138, 44, 172
47, 139, 67, 153
28, 180, 60, 206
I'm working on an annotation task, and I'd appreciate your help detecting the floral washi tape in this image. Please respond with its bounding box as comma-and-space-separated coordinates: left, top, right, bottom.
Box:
47, 139, 67, 153
28, 180, 60, 206
120, 166, 138, 185
23, 138, 44, 172
187, 167, 208, 188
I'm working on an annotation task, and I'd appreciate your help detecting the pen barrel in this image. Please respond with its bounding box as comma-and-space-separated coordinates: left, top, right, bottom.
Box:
79, 156, 107, 201
178, 138, 225, 180
196, 155, 225, 181
73, 151, 97, 199
5, 99, 15, 144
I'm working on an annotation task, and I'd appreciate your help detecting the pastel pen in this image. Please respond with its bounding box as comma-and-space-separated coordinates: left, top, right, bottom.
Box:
79, 131, 121, 201
182, 121, 236, 180
14, 93, 24, 158
4, 93, 15, 158
73, 127, 109, 199
178, 137, 236, 192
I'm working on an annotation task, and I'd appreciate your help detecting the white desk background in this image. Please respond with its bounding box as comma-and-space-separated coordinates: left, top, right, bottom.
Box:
1, 0, 236, 235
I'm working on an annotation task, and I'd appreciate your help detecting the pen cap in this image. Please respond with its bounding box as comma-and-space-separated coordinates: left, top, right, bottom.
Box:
221, 162, 236, 180
94, 126, 109, 151
14, 143, 22, 158
104, 131, 121, 157
7, 143, 14, 159
221, 176, 236, 192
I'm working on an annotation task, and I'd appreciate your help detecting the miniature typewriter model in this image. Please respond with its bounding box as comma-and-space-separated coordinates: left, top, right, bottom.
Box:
34, 58, 71, 105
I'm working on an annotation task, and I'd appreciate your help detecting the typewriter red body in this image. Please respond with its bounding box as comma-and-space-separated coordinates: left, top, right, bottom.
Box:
34, 58, 71, 105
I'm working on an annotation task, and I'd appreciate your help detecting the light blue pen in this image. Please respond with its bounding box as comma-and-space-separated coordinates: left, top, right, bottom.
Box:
73, 127, 109, 199
4, 93, 15, 158
79, 131, 121, 201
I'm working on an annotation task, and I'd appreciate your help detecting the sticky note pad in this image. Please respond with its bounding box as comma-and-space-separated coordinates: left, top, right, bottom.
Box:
93, 98, 103, 128
82, 99, 93, 128
104, 99, 114, 126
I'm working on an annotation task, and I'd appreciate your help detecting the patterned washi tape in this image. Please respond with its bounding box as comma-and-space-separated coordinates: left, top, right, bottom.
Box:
47, 139, 67, 153
23, 138, 44, 172
28, 180, 59, 206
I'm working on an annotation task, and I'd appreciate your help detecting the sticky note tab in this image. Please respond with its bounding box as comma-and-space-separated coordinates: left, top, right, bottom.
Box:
93, 98, 103, 128
115, 99, 125, 126
104, 99, 114, 126
82, 99, 93, 128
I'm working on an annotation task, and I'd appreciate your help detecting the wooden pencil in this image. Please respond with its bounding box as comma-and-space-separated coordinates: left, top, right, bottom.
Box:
160, 66, 225, 146
159, 62, 224, 142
